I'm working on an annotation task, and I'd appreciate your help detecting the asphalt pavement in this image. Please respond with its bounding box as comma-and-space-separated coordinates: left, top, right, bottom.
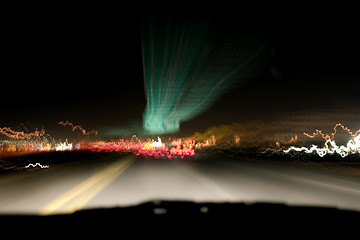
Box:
1, 152, 360, 215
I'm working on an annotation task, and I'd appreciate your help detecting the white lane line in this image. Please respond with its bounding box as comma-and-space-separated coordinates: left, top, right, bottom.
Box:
178, 164, 237, 201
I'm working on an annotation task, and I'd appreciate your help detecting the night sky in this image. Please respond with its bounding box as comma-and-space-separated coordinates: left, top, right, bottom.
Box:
2, 8, 360, 139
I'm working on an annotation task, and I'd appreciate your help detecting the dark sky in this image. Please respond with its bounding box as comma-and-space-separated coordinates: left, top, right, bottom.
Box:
2, 8, 360, 139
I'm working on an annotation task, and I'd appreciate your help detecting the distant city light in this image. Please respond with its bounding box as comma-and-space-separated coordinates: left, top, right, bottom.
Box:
0, 123, 195, 159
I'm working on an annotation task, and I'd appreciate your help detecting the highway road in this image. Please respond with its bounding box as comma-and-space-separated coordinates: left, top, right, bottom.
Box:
1, 152, 360, 216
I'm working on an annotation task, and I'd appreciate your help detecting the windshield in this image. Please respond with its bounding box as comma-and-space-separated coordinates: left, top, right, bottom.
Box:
1, 8, 360, 218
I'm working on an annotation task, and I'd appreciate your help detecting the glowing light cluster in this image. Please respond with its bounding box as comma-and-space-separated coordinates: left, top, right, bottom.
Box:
55, 140, 74, 151
284, 123, 360, 158
136, 138, 170, 158
0, 138, 52, 152
83, 138, 195, 159
169, 139, 195, 157
195, 135, 216, 148
276, 135, 298, 148
0, 122, 195, 159
0, 139, 74, 153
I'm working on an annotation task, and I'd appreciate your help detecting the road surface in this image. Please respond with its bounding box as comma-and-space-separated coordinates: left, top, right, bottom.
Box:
1, 152, 360, 215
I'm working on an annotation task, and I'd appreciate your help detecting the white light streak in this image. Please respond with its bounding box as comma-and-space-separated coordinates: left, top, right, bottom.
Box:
284, 135, 360, 158
150, 137, 163, 148
55, 140, 73, 151
24, 163, 49, 168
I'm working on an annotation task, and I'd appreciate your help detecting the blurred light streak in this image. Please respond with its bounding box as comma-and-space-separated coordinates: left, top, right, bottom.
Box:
24, 163, 49, 169
55, 140, 73, 151
304, 123, 360, 140
276, 135, 298, 148
82, 138, 195, 159
0, 126, 45, 139
0, 136, 194, 158
195, 135, 216, 148
283, 135, 360, 158
1, 122, 194, 159
284, 123, 360, 158
141, 13, 268, 134
58, 121, 98, 135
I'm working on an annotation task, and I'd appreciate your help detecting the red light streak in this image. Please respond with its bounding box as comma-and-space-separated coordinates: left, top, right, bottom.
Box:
1, 122, 194, 159
82, 138, 195, 159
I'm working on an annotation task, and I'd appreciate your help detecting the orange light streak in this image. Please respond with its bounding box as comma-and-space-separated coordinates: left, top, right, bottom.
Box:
58, 121, 98, 135
304, 123, 360, 140
284, 123, 360, 158
0, 127, 45, 139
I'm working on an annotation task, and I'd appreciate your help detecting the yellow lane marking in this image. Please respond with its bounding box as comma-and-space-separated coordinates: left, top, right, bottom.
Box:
39, 155, 134, 215
62, 159, 133, 214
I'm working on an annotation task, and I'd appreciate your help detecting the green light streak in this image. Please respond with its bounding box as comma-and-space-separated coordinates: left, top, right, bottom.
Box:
142, 12, 268, 134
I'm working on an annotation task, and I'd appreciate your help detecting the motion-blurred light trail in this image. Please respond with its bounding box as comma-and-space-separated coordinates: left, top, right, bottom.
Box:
304, 123, 360, 140
141, 12, 268, 134
84, 138, 195, 159
284, 135, 360, 157
0, 120, 195, 159
24, 163, 49, 169
55, 140, 74, 151
0, 126, 45, 139
58, 121, 98, 135
0, 137, 194, 159
284, 123, 360, 157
